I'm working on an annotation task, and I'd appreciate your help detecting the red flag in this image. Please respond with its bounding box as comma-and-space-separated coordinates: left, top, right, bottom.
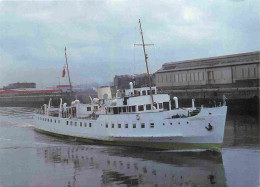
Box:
62, 65, 66, 77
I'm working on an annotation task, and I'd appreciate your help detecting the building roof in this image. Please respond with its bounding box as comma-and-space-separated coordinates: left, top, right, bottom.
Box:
156, 51, 260, 73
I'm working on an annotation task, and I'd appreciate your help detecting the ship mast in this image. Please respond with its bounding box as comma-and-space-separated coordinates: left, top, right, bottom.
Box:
64, 47, 74, 100
138, 19, 155, 106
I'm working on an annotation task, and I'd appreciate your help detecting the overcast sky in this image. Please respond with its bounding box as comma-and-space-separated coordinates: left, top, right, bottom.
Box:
0, 0, 259, 88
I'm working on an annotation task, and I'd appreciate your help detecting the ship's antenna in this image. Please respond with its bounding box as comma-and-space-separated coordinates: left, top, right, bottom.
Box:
137, 19, 155, 107
64, 47, 74, 100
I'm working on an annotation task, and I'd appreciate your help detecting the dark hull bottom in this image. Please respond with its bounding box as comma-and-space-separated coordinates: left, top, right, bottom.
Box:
34, 128, 222, 150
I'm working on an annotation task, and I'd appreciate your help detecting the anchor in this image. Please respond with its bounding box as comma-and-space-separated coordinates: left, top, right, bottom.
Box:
205, 123, 213, 131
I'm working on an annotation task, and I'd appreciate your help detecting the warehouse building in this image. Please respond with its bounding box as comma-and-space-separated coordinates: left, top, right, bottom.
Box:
155, 51, 259, 89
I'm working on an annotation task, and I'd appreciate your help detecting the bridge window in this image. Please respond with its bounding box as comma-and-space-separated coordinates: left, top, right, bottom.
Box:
150, 123, 155, 128
141, 123, 145, 128
118, 124, 121, 128
138, 105, 144, 111
146, 104, 151, 110
163, 102, 170, 110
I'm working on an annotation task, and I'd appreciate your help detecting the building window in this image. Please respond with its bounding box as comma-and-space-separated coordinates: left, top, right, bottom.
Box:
125, 124, 128, 128
58, 120, 60, 124
175, 74, 178, 82
87, 107, 91, 111
55, 120, 56, 123
138, 105, 144, 111
118, 124, 121, 128
132, 106, 136, 112
75, 122, 77, 126
66, 121, 69, 125
122, 107, 126, 112
142, 90, 146, 95
141, 123, 145, 128
146, 104, 151, 110
48, 119, 49, 122
70, 121, 72, 125
106, 124, 108, 128
94, 106, 98, 110
208, 71, 213, 80
158, 103, 163, 109
80, 122, 82, 127
133, 123, 136, 128
112, 124, 114, 128
89, 123, 92, 127
84, 123, 87, 127
150, 123, 155, 128
50, 119, 52, 123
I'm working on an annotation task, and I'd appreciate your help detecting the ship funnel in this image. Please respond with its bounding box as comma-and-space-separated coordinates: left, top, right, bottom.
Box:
116, 90, 120, 98
192, 99, 195, 109
173, 97, 178, 109
129, 82, 134, 95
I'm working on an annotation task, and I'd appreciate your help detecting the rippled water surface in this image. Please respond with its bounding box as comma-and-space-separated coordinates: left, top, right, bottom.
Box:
0, 107, 259, 187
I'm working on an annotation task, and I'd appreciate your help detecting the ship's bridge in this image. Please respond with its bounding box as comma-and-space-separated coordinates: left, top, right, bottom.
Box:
125, 86, 157, 97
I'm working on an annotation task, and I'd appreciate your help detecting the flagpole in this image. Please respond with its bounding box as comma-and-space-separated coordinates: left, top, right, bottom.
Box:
64, 47, 74, 100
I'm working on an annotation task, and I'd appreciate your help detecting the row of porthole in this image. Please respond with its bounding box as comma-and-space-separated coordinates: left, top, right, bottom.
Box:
66, 121, 92, 128
104, 123, 155, 129
163, 121, 189, 126
38, 117, 60, 124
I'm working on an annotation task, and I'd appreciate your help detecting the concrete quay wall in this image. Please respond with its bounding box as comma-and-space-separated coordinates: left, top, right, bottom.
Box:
165, 87, 259, 115
0, 93, 71, 108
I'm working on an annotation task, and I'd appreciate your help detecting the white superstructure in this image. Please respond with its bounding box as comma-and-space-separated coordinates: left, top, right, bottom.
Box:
34, 83, 227, 150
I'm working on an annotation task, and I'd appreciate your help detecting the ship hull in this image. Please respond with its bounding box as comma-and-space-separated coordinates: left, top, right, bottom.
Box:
34, 106, 227, 150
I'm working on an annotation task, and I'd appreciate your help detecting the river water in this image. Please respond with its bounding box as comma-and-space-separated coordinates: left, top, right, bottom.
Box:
0, 107, 259, 187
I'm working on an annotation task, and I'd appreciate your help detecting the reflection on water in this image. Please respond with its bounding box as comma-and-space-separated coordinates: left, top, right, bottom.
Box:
224, 115, 260, 147
37, 146, 226, 186
0, 107, 259, 186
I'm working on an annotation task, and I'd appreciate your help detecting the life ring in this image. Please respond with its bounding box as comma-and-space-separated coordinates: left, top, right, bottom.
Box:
136, 114, 140, 120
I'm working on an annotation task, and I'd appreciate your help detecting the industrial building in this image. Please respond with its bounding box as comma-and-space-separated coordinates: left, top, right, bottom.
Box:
4, 82, 36, 90
155, 51, 259, 89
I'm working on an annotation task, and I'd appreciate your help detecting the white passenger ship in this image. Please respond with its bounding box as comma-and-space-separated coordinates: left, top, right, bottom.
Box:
34, 19, 227, 150
34, 82, 227, 150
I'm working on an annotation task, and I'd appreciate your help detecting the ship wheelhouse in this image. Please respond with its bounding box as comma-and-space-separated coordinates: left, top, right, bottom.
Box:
105, 86, 172, 115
